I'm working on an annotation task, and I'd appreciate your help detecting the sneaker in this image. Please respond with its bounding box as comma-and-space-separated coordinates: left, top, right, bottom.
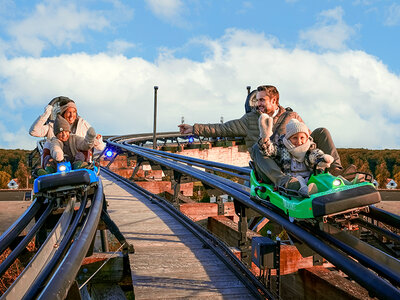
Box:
45, 166, 56, 174
73, 161, 89, 169
352, 173, 365, 184
36, 168, 48, 176
330, 164, 357, 181
298, 185, 310, 198
277, 176, 301, 192
308, 183, 318, 195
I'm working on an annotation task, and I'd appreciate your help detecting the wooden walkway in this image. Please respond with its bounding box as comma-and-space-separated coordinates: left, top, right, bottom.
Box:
101, 172, 257, 299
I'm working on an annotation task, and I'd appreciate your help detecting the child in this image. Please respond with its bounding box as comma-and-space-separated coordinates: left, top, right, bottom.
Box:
258, 115, 334, 197
38, 115, 96, 175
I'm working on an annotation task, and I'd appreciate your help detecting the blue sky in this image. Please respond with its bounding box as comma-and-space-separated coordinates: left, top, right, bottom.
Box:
0, 0, 399, 150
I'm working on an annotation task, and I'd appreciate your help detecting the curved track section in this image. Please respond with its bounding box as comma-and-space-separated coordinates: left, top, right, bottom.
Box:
104, 133, 400, 299
0, 179, 103, 299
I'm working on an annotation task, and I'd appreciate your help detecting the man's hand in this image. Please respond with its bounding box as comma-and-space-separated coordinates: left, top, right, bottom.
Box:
258, 113, 273, 143
178, 124, 193, 134
317, 154, 334, 169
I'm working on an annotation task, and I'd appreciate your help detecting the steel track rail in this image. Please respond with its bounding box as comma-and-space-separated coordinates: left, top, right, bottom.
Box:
38, 180, 104, 300
2, 197, 77, 299
111, 144, 249, 192
0, 199, 41, 254
106, 141, 400, 299
298, 220, 400, 287
123, 142, 250, 180
0, 200, 54, 278
362, 206, 400, 230
354, 218, 400, 244
22, 191, 90, 299
122, 140, 250, 175
100, 167, 273, 300
109, 132, 399, 230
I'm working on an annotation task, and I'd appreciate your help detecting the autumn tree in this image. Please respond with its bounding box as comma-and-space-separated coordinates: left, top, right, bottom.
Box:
0, 171, 11, 189
15, 161, 29, 189
375, 160, 390, 189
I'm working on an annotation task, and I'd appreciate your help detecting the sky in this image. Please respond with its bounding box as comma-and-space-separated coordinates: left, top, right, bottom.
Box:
0, 0, 399, 150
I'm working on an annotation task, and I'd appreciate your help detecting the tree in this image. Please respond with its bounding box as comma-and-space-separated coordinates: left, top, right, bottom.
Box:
375, 160, 390, 189
0, 171, 11, 189
393, 172, 400, 189
1, 165, 12, 176
15, 161, 29, 189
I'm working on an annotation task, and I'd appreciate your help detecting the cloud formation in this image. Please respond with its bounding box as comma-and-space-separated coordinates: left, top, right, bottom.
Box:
6, 1, 109, 56
384, 3, 400, 26
145, 0, 186, 26
0, 28, 399, 150
299, 7, 356, 50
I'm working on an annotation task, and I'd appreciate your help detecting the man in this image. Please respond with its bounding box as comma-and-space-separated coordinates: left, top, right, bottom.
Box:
178, 85, 345, 190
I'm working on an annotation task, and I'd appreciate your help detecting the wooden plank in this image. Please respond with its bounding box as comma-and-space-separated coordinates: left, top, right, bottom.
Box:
100, 173, 256, 299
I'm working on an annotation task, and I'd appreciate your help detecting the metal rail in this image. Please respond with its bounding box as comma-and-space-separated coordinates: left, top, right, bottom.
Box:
105, 140, 400, 299
2, 197, 77, 299
38, 181, 103, 299
0, 199, 41, 254
101, 167, 272, 299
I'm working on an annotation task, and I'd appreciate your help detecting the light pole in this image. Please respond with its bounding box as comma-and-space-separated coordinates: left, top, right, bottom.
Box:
153, 86, 158, 149
246, 86, 251, 95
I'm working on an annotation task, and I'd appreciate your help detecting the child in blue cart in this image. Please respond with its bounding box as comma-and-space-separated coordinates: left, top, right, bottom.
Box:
37, 115, 96, 175
257, 116, 334, 197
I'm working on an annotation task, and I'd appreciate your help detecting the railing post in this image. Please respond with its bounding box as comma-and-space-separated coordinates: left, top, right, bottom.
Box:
153, 86, 158, 149
172, 171, 182, 209
236, 202, 251, 266
216, 196, 224, 216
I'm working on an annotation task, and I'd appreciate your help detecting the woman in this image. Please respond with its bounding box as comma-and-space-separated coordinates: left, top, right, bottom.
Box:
30, 96, 105, 168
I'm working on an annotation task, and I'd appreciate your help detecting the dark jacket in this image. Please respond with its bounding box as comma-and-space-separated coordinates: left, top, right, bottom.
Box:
193, 106, 303, 151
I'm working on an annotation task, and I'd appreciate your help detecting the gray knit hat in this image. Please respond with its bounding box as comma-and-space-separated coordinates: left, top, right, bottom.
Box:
53, 115, 71, 136
285, 119, 309, 139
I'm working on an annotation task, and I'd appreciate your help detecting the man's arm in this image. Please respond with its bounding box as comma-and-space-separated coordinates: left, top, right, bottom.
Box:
192, 116, 249, 138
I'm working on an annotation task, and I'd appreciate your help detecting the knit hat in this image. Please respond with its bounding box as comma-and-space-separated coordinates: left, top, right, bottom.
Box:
53, 115, 71, 136
60, 101, 77, 116
285, 119, 309, 139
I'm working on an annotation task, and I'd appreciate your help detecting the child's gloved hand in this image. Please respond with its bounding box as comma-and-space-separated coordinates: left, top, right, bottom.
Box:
86, 127, 96, 139
258, 113, 273, 143
317, 154, 334, 168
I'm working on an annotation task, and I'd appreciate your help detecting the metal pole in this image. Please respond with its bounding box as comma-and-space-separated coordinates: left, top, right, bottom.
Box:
246, 86, 251, 95
153, 86, 158, 149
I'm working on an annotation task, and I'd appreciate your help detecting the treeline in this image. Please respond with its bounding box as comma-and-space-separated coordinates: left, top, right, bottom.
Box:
338, 148, 400, 188
0, 149, 31, 189
0, 148, 399, 189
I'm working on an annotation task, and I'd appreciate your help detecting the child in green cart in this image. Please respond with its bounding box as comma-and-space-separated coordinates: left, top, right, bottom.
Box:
257, 116, 334, 197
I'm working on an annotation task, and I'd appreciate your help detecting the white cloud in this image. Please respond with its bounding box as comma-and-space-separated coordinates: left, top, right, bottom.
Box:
145, 0, 185, 25
107, 39, 136, 55
384, 3, 400, 26
0, 29, 399, 150
299, 7, 356, 51
7, 1, 109, 56
0, 121, 36, 150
